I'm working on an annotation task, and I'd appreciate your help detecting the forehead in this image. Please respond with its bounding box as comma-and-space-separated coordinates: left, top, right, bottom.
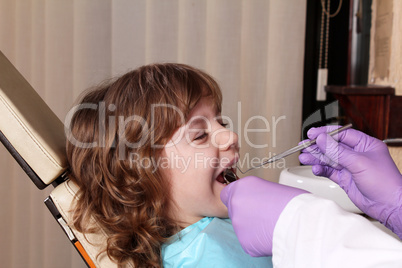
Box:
187, 97, 219, 121
168, 98, 218, 143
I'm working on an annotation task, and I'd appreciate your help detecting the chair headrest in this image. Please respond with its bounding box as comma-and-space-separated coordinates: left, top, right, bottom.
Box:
0, 51, 68, 189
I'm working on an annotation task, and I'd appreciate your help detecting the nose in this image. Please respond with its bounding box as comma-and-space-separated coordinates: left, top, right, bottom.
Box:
213, 128, 239, 151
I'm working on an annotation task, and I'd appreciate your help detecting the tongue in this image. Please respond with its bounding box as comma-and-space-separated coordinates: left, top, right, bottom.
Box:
216, 173, 226, 184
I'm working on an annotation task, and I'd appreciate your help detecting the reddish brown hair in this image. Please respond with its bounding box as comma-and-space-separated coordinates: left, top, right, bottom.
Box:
66, 63, 222, 267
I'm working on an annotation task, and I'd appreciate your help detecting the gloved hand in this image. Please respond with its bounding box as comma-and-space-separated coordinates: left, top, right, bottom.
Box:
299, 126, 402, 238
220, 176, 308, 257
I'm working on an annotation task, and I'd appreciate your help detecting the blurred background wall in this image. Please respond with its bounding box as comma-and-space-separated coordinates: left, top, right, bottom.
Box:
0, 0, 306, 267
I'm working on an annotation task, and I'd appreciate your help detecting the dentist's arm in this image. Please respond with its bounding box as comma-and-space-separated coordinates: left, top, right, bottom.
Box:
221, 176, 402, 267
299, 126, 402, 238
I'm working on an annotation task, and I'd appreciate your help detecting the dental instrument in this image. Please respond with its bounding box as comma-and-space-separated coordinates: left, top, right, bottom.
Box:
223, 124, 353, 182
223, 169, 239, 184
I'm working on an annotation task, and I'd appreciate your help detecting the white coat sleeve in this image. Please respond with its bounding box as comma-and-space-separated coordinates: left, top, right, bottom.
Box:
272, 194, 402, 268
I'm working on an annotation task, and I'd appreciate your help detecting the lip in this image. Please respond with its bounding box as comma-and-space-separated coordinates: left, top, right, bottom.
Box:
226, 153, 239, 169
220, 155, 239, 174
215, 154, 240, 184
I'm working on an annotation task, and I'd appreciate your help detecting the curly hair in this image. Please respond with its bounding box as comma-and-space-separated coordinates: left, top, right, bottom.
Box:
65, 63, 222, 267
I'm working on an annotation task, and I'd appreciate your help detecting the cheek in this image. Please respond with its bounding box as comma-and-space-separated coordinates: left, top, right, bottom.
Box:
190, 148, 221, 170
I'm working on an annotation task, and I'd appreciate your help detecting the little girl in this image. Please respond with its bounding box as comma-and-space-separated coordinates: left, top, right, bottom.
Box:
66, 63, 272, 267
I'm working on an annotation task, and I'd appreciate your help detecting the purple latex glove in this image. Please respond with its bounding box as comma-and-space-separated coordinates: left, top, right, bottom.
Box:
299, 126, 402, 238
220, 176, 308, 257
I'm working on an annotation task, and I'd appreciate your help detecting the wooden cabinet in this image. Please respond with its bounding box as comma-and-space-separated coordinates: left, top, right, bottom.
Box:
325, 85, 402, 141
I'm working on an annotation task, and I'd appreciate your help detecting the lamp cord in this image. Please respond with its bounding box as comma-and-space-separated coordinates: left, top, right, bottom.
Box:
318, 0, 343, 69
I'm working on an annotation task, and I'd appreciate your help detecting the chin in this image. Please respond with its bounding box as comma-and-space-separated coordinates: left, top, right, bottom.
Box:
219, 211, 229, 218
215, 205, 229, 218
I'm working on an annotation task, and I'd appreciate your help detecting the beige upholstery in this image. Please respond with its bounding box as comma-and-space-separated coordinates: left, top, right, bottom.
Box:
50, 180, 119, 268
0, 51, 67, 186
0, 50, 118, 267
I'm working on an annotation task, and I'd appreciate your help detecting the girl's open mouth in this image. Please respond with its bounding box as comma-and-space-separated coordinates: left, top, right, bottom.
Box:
216, 168, 238, 185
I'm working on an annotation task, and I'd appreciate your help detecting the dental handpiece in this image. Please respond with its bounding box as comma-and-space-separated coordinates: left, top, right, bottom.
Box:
223, 124, 353, 182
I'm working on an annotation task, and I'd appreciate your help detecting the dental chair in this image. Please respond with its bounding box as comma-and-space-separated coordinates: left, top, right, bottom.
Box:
0, 51, 118, 268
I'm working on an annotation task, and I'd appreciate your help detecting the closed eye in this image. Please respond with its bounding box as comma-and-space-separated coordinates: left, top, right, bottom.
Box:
194, 132, 208, 140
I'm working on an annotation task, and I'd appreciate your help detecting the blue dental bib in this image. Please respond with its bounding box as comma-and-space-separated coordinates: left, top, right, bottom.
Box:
162, 217, 273, 267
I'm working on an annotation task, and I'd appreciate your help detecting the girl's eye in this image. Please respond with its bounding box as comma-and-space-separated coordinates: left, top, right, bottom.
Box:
194, 132, 208, 141
218, 120, 228, 128
220, 122, 228, 128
